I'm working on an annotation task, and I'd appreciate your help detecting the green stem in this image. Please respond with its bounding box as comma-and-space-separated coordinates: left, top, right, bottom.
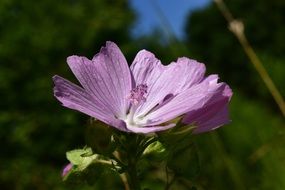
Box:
119, 134, 142, 190
127, 159, 141, 190
165, 173, 176, 190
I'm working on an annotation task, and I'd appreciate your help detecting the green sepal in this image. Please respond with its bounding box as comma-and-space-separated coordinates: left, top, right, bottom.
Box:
142, 140, 168, 161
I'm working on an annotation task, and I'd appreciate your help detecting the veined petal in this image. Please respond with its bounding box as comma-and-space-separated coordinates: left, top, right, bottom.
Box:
172, 57, 206, 93
93, 42, 133, 117
130, 50, 164, 86
67, 41, 132, 119
132, 56, 206, 119
183, 85, 232, 133
133, 63, 189, 118
53, 75, 127, 131
139, 75, 229, 126
192, 104, 230, 134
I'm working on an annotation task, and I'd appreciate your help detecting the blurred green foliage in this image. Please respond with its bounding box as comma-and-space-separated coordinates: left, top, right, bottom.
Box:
0, 0, 134, 189
0, 0, 284, 189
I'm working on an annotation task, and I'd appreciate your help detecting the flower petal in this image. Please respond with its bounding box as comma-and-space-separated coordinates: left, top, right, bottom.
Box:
130, 50, 164, 86
67, 41, 132, 119
172, 57, 206, 93
140, 75, 230, 126
53, 75, 127, 131
126, 123, 175, 134
131, 56, 206, 119
183, 85, 232, 134
130, 53, 205, 90
192, 104, 230, 134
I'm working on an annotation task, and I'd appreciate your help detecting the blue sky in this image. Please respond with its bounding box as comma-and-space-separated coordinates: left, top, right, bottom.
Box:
130, 0, 211, 39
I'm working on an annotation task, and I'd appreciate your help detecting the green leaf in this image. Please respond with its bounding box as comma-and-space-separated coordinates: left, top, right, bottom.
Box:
66, 147, 95, 170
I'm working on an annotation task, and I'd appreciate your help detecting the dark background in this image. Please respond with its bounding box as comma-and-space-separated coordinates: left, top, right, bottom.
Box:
0, 0, 284, 189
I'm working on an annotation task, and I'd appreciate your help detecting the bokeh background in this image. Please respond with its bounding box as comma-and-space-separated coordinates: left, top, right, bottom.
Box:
1, 0, 284, 189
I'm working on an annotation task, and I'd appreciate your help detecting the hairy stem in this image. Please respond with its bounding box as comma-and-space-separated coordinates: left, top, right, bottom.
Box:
113, 151, 130, 190
126, 159, 140, 190
118, 134, 142, 190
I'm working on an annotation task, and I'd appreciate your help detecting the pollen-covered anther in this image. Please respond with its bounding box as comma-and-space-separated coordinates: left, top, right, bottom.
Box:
128, 84, 148, 105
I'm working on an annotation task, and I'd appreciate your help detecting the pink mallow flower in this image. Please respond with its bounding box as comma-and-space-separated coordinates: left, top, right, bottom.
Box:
53, 41, 232, 134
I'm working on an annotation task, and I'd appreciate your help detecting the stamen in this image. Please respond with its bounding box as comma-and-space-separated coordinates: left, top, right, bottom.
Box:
128, 84, 148, 105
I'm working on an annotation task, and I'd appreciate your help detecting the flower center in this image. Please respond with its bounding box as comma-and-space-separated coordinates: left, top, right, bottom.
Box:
128, 84, 148, 105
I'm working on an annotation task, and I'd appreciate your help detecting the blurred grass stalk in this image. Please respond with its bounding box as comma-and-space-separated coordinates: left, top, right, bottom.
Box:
214, 0, 285, 117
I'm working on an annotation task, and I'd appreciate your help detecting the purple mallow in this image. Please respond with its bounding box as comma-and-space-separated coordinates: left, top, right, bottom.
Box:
53, 41, 232, 134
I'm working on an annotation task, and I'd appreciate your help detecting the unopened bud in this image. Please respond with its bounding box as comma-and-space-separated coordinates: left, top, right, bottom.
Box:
62, 163, 72, 177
